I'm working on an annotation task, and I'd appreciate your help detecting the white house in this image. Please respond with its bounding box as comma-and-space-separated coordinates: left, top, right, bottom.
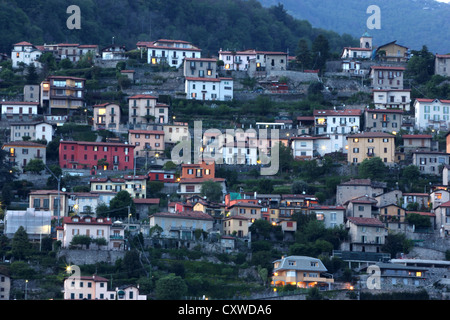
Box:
372, 89, 411, 111
314, 134, 348, 156
185, 77, 233, 101
63, 274, 146, 300
313, 109, 362, 135
290, 136, 315, 159
10, 121, 54, 143
146, 39, 202, 68
414, 98, 450, 131
58, 215, 125, 250
11, 41, 43, 69
149, 210, 214, 239
219, 49, 257, 71
0, 101, 39, 121
340, 47, 372, 60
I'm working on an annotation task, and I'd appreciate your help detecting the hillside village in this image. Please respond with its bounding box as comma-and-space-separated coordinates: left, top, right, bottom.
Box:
0, 27, 450, 301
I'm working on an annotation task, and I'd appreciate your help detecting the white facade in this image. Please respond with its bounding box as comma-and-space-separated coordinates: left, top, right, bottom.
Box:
219, 49, 256, 71
314, 134, 348, 156
373, 89, 411, 111
414, 98, 450, 131
63, 275, 146, 300
11, 41, 42, 69
1, 101, 38, 120
340, 47, 372, 59
59, 215, 125, 251
10, 122, 53, 143
313, 109, 362, 135
185, 77, 233, 101
147, 39, 201, 68
291, 136, 315, 159
149, 211, 214, 239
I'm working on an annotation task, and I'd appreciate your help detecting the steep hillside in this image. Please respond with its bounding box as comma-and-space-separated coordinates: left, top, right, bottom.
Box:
0, 0, 357, 55
259, 0, 450, 53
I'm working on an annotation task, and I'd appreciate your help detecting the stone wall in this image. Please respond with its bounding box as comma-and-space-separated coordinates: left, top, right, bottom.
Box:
57, 249, 125, 265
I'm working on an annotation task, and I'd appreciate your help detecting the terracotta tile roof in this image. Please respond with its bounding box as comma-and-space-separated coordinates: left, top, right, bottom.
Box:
346, 216, 384, 227
128, 94, 157, 99
366, 108, 404, 113
63, 215, 113, 225
228, 202, 262, 208
0, 101, 39, 105
415, 98, 450, 104
179, 177, 225, 183
133, 198, 160, 204
349, 131, 393, 138
3, 141, 46, 148
370, 66, 405, 70
14, 41, 33, 46
129, 129, 164, 135
151, 210, 213, 220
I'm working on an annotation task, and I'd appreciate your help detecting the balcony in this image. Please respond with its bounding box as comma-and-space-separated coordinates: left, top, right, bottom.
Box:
367, 152, 375, 157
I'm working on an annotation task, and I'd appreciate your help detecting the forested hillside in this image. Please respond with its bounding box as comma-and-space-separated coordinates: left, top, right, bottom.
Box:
0, 0, 357, 55
259, 0, 450, 53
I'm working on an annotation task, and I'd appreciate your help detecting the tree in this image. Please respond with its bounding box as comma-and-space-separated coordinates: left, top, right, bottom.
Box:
406, 45, 435, 84
155, 273, 188, 300
109, 190, 136, 219
25, 64, 39, 84
295, 38, 312, 70
311, 34, 329, 73
406, 213, 431, 229
11, 226, 32, 260
70, 235, 92, 249
382, 232, 413, 258
358, 157, 388, 180
200, 180, 223, 203
249, 219, 273, 240
96, 203, 110, 217
121, 249, 143, 278
24, 159, 45, 174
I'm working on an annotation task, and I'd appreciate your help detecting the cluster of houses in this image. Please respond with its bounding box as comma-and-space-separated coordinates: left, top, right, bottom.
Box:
1, 33, 450, 298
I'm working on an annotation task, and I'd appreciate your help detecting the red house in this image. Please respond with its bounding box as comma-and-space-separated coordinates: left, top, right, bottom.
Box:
59, 140, 135, 171
148, 169, 177, 183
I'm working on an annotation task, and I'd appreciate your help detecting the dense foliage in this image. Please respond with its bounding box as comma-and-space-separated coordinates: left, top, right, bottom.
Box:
0, 0, 356, 55
259, 0, 450, 53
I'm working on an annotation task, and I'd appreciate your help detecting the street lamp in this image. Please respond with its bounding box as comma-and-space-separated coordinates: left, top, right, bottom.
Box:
25, 280, 28, 300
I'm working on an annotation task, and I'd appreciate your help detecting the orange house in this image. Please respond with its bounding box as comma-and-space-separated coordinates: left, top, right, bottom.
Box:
181, 161, 215, 179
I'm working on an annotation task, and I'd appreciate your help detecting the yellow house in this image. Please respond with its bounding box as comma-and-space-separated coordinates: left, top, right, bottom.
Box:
347, 132, 395, 165
271, 256, 334, 289
90, 175, 147, 199
376, 41, 409, 62
228, 202, 263, 222
378, 204, 407, 232
222, 216, 249, 238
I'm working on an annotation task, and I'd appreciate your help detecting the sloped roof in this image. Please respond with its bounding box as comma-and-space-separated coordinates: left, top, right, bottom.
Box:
273, 256, 328, 272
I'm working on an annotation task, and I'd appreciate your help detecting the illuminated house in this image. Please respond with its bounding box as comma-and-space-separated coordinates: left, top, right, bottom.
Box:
272, 256, 334, 289
146, 39, 201, 68
313, 109, 362, 135
128, 94, 169, 126
93, 103, 120, 131
40, 75, 85, 113
63, 275, 146, 300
